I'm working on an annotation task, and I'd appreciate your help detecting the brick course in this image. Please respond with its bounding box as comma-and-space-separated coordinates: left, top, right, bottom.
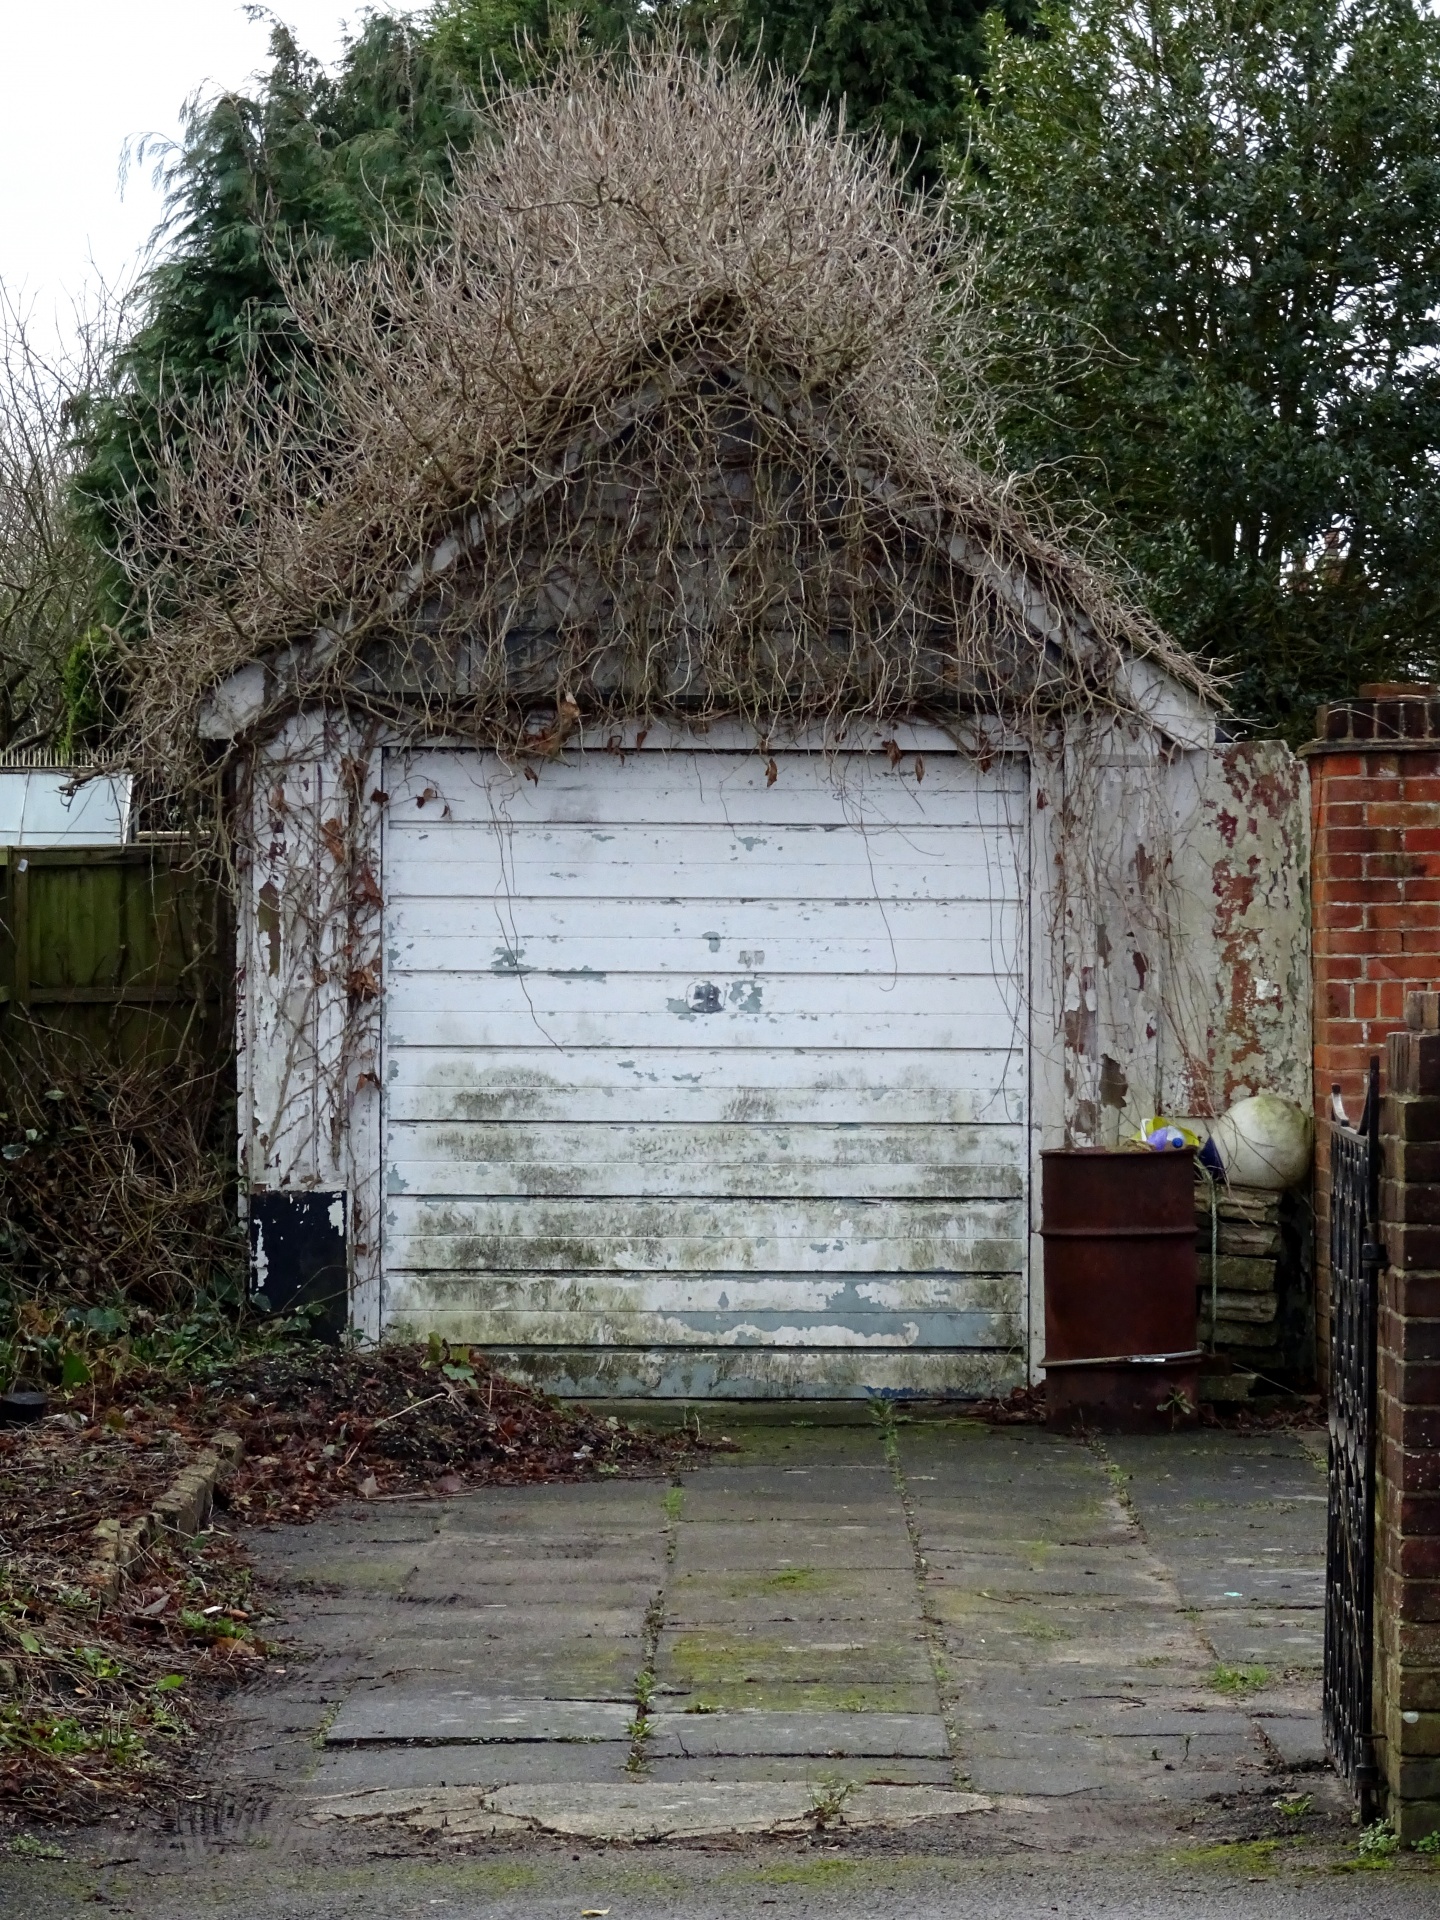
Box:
1306, 692, 1440, 1381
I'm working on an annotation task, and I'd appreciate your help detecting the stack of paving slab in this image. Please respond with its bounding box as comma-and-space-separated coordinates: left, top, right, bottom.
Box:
1195, 1182, 1283, 1396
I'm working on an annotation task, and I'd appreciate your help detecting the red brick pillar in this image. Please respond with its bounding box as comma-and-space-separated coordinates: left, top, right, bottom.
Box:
1306, 687, 1440, 1382
1376, 1003, 1440, 1840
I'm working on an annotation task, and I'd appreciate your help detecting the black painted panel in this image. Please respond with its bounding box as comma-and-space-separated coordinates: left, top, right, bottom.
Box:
249, 1190, 348, 1344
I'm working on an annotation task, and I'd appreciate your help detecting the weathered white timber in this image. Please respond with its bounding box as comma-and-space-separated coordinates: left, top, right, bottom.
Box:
386, 1193, 1024, 1269
238, 713, 385, 1339
386, 1001, 1019, 1052
388, 912, 1021, 974
381, 741, 1025, 823
385, 1271, 1022, 1311
383, 1050, 1024, 1123
386, 1120, 1024, 1198
382, 1273, 1024, 1350
380, 744, 1027, 1393
468, 1345, 1020, 1397
392, 839, 1019, 899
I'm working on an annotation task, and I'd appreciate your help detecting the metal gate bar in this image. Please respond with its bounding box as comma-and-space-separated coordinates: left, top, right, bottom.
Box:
1323, 1055, 1381, 1814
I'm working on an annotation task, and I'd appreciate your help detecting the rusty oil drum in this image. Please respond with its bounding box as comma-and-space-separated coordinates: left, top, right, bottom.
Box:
1041, 1147, 1201, 1430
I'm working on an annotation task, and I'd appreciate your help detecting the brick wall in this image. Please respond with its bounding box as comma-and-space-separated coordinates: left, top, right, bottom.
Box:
1306, 689, 1440, 1375
1376, 1009, 1440, 1841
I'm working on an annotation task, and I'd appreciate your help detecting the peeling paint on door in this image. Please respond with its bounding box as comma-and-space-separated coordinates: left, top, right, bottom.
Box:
379, 745, 1029, 1396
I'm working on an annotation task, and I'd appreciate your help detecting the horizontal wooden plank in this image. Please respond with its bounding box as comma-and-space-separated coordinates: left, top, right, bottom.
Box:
383, 748, 1028, 829
385, 917, 1021, 978
386, 1121, 1025, 1200
382, 1271, 1022, 1314
369, 1308, 1021, 1348
20, 986, 214, 1008
390, 819, 1016, 857
385, 969, 1020, 1020
366, 1338, 1026, 1400
387, 832, 1024, 904
386, 1006, 1019, 1052
384, 1195, 1024, 1274
383, 1049, 1026, 1122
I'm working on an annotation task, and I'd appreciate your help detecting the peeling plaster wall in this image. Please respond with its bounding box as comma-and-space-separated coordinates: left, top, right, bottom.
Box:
1042, 739, 1310, 1147
1166, 742, 1311, 1116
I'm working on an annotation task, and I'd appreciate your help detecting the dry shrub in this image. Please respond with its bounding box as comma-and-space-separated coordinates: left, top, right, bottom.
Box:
107, 38, 1214, 793
0, 1042, 237, 1323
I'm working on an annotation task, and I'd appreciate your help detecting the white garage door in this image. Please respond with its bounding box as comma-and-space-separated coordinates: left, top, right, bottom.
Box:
380, 745, 1028, 1397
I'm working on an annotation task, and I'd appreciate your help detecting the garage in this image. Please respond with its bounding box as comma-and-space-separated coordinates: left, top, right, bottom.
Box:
378, 740, 1028, 1396
204, 55, 1239, 1389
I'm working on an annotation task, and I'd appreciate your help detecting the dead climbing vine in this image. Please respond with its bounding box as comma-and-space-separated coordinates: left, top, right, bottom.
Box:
102, 39, 1212, 797
90, 38, 1224, 1164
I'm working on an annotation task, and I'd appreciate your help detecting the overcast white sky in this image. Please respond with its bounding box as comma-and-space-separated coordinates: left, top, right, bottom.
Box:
2, 1, 424, 351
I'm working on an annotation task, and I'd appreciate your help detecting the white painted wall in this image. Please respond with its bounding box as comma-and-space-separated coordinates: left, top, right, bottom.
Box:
0, 768, 130, 846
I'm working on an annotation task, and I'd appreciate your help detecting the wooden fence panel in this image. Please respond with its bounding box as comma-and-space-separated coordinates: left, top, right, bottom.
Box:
0, 847, 229, 1082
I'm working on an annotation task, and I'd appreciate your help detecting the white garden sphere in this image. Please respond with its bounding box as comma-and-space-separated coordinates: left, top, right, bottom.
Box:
1210, 1094, 1314, 1190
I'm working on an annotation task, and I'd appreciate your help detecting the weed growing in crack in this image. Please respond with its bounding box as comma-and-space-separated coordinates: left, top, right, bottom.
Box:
1207, 1662, 1271, 1696
808, 1775, 855, 1829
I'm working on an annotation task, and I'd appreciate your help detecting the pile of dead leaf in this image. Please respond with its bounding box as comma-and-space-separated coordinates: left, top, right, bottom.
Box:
0, 1342, 702, 1821
0, 1414, 266, 1821
965, 1382, 1046, 1425
133, 1339, 707, 1524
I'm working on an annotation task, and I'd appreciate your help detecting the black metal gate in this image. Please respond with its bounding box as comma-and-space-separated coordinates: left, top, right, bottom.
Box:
1323, 1055, 1381, 1813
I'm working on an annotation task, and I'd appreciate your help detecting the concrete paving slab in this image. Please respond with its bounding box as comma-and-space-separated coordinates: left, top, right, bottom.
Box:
427, 1513, 672, 1544
415, 1543, 669, 1573
959, 1734, 1260, 1781
947, 1682, 1254, 1742
366, 1604, 644, 1639
706, 1426, 898, 1465
929, 1588, 1196, 1647
438, 1482, 674, 1518
644, 1753, 958, 1784
657, 1625, 934, 1698
264, 1553, 430, 1593
673, 1521, 915, 1571
648, 1710, 949, 1757
391, 1578, 661, 1613
350, 1653, 642, 1701
1200, 1608, 1324, 1668
657, 1681, 942, 1713
399, 1572, 663, 1607
962, 1756, 1257, 1800
311, 1739, 632, 1790
307, 1779, 992, 1840
1254, 1711, 1329, 1770
664, 1566, 919, 1625
1153, 1558, 1325, 1610
324, 1693, 636, 1745
679, 1466, 895, 1519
